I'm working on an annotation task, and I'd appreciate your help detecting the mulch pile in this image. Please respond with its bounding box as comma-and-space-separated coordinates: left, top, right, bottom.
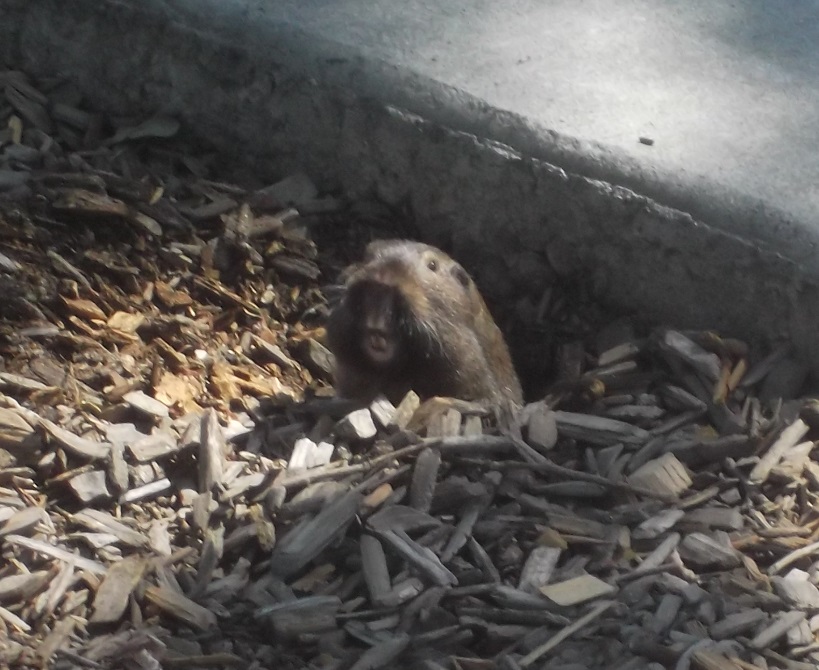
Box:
1, 69, 819, 670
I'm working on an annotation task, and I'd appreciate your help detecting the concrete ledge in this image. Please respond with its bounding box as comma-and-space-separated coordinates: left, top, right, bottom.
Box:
1, 0, 815, 374
157, 0, 819, 272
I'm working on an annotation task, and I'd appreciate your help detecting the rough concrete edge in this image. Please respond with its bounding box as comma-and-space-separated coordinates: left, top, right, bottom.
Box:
2, 0, 818, 378
366, 103, 810, 350
158, 0, 819, 274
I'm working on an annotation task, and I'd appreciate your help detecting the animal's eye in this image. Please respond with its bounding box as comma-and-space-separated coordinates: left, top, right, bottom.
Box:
427, 258, 438, 272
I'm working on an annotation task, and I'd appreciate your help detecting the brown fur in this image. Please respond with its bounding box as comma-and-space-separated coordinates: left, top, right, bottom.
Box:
325, 239, 523, 406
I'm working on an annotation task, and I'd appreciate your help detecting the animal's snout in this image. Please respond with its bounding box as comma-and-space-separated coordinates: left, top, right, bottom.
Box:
358, 281, 397, 335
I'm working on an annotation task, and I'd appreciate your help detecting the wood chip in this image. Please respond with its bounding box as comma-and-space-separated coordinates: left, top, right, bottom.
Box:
199, 409, 226, 493
679, 532, 742, 569
123, 391, 170, 420
143, 585, 217, 631
39, 418, 110, 460
555, 411, 650, 445
539, 573, 616, 606
749, 418, 810, 484
270, 491, 363, 578
335, 409, 377, 441
628, 453, 692, 496
91, 556, 147, 623
72, 509, 149, 548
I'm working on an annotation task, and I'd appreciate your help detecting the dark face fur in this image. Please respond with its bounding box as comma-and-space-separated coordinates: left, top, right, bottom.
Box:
326, 239, 522, 406
329, 240, 474, 372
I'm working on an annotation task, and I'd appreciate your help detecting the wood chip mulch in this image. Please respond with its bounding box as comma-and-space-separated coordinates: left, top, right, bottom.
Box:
2, 69, 819, 670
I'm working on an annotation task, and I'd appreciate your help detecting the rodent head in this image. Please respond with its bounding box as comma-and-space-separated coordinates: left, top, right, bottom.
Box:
327, 239, 523, 406
331, 239, 478, 371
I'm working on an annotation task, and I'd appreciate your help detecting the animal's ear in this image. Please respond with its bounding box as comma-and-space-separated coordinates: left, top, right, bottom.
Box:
451, 263, 472, 289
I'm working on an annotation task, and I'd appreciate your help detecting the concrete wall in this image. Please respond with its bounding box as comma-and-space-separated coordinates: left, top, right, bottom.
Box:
1, 0, 812, 372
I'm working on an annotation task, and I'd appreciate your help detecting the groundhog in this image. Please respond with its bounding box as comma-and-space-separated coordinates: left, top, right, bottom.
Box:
325, 239, 523, 407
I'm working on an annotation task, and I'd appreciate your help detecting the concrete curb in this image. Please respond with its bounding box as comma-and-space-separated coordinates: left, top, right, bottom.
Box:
160, 0, 819, 272
1, 0, 816, 374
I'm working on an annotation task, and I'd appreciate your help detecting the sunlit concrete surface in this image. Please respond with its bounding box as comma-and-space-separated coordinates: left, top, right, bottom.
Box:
160, 0, 819, 265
